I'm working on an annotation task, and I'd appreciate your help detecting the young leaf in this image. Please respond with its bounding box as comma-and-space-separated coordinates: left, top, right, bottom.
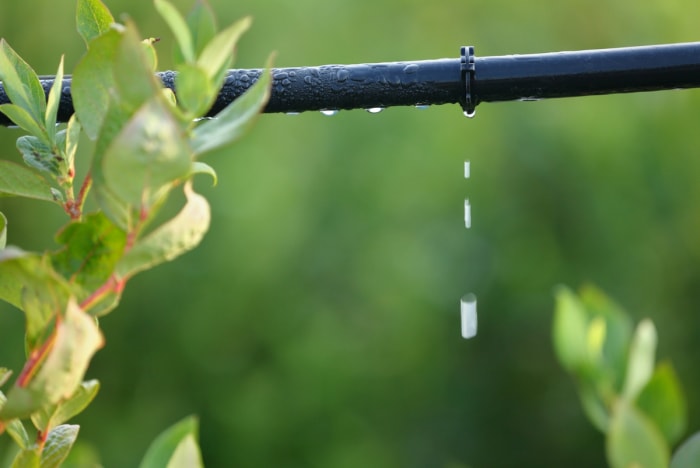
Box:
672, 432, 700, 468
31, 380, 99, 433
0, 368, 11, 387
637, 362, 687, 446
45, 56, 65, 143
0, 299, 104, 420
139, 416, 203, 468
102, 97, 192, 207
40, 424, 80, 468
0, 160, 55, 202
17, 136, 60, 176
76, 0, 115, 45
61, 114, 82, 174
607, 400, 669, 468
0, 104, 49, 142
0, 39, 46, 126
72, 28, 122, 139
552, 287, 589, 373
0, 211, 6, 249
191, 59, 272, 155
622, 319, 657, 402
197, 16, 251, 85
191, 161, 217, 186
155, 0, 195, 63
116, 182, 210, 279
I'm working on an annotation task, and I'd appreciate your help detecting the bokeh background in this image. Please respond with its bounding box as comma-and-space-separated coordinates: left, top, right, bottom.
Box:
2, 0, 700, 466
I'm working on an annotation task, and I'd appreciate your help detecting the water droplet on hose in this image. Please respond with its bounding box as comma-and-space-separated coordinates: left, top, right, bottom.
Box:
366, 107, 384, 114
321, 109, 339, 116
403, 63, 419, 74
415, 105, 430, 110
336, 69, 349, 82
286, 112, 300, 116
464, 199, 471, 229
460, 293, 478, 339
463, 110, 476, 118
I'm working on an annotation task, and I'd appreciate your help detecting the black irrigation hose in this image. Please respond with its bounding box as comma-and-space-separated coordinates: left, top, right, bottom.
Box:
1, 42, 700, 126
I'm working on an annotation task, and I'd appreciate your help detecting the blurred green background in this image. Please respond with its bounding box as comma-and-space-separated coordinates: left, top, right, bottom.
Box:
2, 0, 700, 466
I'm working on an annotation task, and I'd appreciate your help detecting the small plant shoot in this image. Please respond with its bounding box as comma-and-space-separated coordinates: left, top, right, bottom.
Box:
0, 0, 271, 464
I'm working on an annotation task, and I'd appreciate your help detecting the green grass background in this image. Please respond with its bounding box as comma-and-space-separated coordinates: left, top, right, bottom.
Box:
2, 0, 700, 466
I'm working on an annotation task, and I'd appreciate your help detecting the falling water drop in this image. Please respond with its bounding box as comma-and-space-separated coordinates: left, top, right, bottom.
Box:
463, 109, 476, 118
460, 293, 478, 339
464, 161, 470, 179
366, 107, 384, 114
464, 199, 471, 229
320, 109, 339, 116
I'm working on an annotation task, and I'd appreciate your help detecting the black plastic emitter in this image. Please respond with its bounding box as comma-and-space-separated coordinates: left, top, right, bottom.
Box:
1, 42, 700, 125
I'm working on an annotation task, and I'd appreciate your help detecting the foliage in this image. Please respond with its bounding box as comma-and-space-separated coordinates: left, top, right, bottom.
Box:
553, 286, 700, 467
0, 0, 270, 464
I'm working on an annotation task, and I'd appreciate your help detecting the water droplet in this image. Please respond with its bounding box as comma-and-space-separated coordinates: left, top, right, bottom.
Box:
415, 105, 430, 110
463, 110, 476, 118
336, 69, 349, 82
366, 107, 384, 114
464, 161, 470, 179
286, 112, 300, 116
464, 199, 471, 229
320, 109, 339, 116
403, 64, 419, 74
460, 293, 478, 339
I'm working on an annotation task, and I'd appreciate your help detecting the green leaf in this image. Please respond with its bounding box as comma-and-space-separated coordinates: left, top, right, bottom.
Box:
197, 16, 251, 85
552, 287, 589, 373
1, 388, 33, 450
0, 299, 103, 420
139, 416, 203, 468
155, 0, 195, 63
0, 39, 46, 126
175, 63, 213, 118
116, 182, 210, 279
191, 161, 217, 186
11, 448, 40, 468
72, 28, 121, 140
52, 212, 127, 293
102, 97, 191, 207
578, 380, 610, 433
637, 362, 687, 446
32, 380, 99, 433
0, 104, 49, 142
0, 211, 6, 249
672, 432, 700, 468
90, 98, 135, 230
112, 21, 162, 113
191, 59, 272, 155
76, 0, 115, 45
622, 319, 657, 402
40, 424, 80, 468
0, 247, 72, 313
186, 0, 217, 58
17, 136, 60, 176
45, 56, 65, 143
607, 400, 669, 468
